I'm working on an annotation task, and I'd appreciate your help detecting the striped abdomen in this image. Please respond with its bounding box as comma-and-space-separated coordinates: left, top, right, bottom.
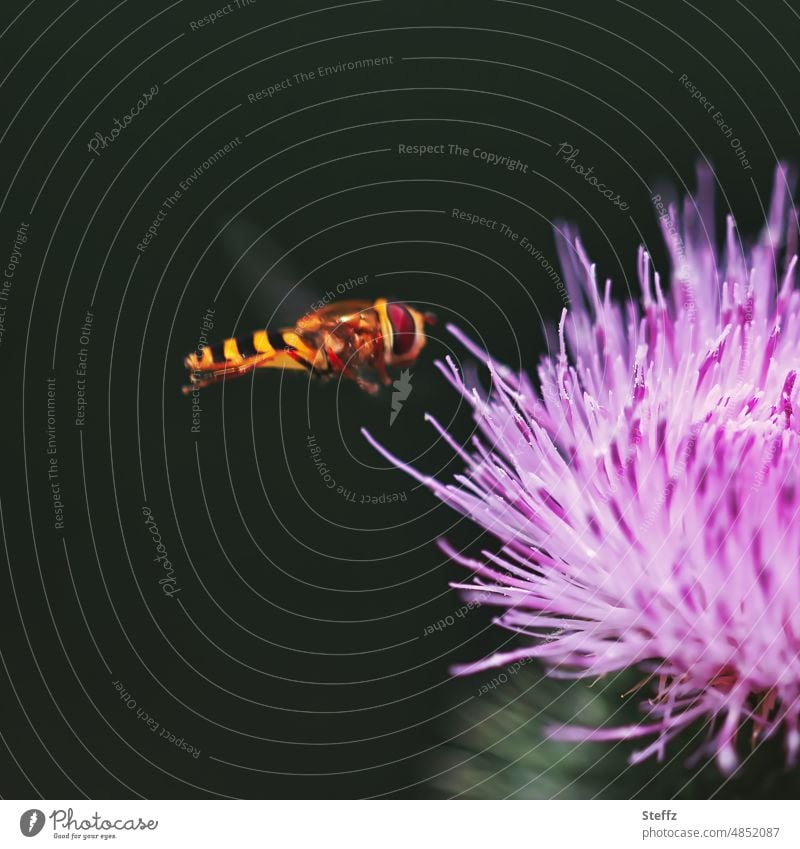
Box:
185, 328, 312, 372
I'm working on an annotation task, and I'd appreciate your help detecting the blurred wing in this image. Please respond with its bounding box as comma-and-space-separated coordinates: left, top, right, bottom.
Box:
219, 215, 320, 326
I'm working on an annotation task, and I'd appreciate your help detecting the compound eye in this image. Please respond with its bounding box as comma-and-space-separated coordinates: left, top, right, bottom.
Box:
387, 303, 416, 356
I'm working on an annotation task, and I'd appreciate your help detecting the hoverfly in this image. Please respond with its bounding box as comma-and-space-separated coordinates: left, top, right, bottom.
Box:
183, 298, 436, 394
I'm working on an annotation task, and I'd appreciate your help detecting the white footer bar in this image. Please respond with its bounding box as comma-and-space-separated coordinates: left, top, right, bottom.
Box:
2, 799, 797, 848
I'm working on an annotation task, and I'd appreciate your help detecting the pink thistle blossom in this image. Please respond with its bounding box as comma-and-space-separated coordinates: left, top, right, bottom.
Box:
365, 165, 800, 774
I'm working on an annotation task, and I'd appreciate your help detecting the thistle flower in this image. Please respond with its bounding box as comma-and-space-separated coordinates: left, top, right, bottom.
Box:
365, 165, 800, 774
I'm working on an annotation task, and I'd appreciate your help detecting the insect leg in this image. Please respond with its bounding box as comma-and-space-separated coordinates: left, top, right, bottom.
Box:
181, 355, 272, 394
371, 334, 392, 386
324, 344, 380, 394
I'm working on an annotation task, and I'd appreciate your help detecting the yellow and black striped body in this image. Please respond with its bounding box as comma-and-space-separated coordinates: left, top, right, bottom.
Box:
186, 328, 315, 373
182, 327, 323, 393
182, 298, 434, 394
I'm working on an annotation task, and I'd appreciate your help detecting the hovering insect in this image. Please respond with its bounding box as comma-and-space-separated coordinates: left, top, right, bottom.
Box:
182, 298, 436, 394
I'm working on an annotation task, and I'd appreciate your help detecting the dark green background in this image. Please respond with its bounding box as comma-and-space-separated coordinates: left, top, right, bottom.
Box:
1, 0, 799, 798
